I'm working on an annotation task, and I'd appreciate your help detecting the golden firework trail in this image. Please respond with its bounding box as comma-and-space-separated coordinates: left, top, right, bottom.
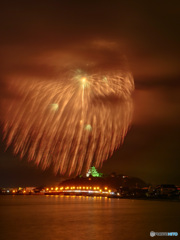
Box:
2, 68, 134, 176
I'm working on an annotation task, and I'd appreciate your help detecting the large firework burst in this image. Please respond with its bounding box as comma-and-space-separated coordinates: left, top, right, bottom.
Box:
2, 64, 134, 176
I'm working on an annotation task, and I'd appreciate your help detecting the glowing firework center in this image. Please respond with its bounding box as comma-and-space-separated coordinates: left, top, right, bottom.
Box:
50, 103, 59, 111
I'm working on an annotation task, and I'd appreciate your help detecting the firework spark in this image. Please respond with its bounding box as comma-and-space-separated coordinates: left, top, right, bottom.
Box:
2, 65, 134, 176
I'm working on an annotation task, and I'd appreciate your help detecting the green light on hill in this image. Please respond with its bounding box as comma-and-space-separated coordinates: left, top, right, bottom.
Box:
86, 166, 103, 177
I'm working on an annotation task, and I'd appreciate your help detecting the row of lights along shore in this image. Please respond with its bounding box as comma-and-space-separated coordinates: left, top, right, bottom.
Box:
45, 186, 112, 194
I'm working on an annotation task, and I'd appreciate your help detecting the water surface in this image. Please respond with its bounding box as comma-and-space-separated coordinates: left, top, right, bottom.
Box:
0, 195, 179, 240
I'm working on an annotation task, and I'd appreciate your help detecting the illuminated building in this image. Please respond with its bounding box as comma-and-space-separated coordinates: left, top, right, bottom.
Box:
86, 166, 103, 177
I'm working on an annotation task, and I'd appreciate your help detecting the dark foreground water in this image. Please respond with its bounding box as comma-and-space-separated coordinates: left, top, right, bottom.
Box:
0, 195, 179, 240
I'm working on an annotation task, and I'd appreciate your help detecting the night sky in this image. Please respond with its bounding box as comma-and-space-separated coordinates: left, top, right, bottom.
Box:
0, 1, 180, 187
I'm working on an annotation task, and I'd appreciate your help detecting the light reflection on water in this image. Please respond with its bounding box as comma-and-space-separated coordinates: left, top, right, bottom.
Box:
0, 195, 179, 240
